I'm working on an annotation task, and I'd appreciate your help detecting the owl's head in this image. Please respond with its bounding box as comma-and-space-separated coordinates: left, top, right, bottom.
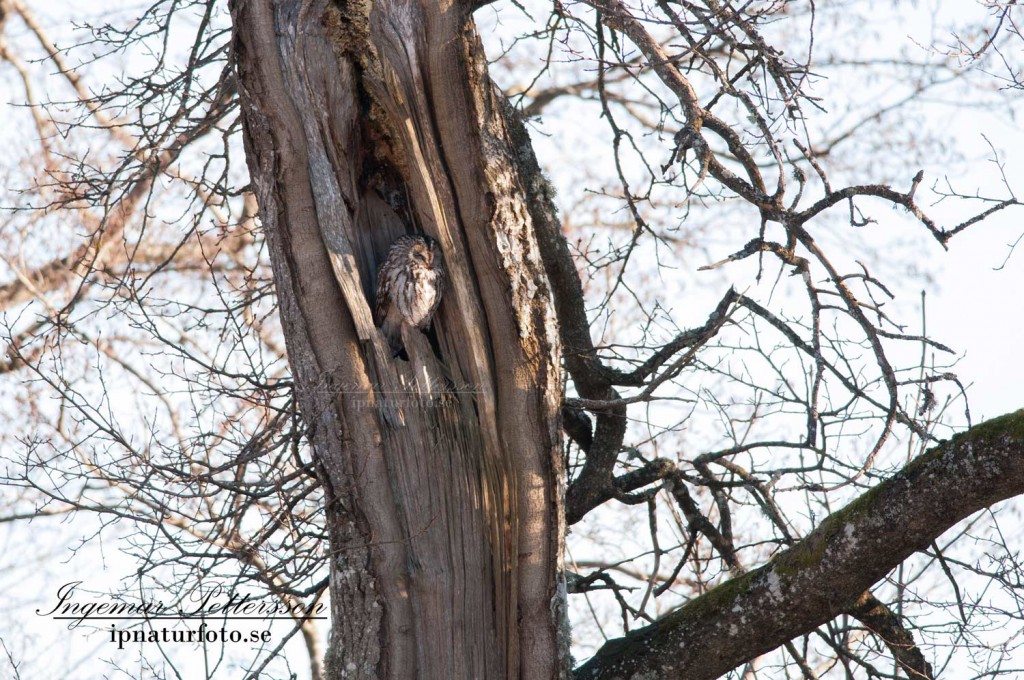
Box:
407, 237, 440, 269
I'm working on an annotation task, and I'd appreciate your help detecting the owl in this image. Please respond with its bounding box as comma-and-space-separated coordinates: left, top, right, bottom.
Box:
375, 234, 446, 355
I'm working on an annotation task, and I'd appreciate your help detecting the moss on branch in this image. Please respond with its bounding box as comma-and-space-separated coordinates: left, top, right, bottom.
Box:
575, 409, 1024, 680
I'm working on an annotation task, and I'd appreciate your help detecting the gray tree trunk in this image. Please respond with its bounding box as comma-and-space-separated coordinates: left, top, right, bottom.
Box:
230, 1, 566, 678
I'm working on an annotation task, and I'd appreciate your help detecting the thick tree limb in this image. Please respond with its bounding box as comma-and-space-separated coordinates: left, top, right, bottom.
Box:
504, 101, 633, 534
574, 410, 1024, 680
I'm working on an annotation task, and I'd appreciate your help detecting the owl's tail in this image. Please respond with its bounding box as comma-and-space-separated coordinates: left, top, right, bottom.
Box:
380, 315, 404, 357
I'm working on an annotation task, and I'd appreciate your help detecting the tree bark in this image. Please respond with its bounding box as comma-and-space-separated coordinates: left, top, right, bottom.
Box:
575, 409, 1024, 680
230, 1, 565, 678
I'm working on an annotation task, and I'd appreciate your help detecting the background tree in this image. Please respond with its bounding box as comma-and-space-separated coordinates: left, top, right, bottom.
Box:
0, 1, 1023, 679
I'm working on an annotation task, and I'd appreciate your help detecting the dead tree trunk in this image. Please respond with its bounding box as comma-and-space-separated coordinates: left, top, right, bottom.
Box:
230, 1, 566, 678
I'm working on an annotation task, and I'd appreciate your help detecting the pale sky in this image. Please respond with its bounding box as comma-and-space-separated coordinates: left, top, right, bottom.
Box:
0, 1, 1021, 678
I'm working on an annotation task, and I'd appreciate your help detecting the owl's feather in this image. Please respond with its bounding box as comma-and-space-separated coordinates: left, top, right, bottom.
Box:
375, 235, 446, 355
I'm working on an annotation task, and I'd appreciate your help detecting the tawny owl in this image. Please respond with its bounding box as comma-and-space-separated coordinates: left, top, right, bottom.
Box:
375, 234, 446, 355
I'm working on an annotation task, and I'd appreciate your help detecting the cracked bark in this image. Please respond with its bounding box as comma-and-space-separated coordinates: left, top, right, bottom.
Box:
231, 1, 564, 678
